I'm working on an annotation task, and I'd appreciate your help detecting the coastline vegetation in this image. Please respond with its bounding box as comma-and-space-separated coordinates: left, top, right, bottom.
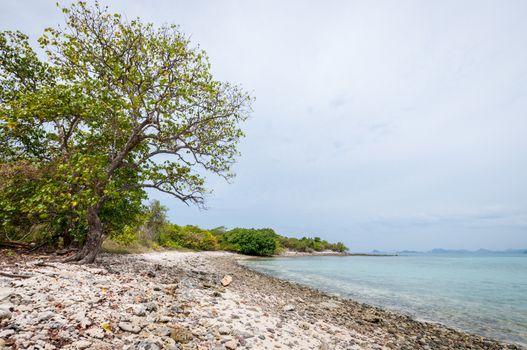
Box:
109, 201, 348, 256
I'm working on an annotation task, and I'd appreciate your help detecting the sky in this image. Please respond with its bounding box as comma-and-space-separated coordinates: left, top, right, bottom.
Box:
1, 0, 526, 251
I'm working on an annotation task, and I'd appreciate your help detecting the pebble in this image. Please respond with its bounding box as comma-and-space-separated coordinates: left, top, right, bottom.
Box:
73, 340, 92, 349
283, 304, 295, 312
85, 327, 105, 339
221, 275, 233, 287
0, 308, 11, 320
119, 321, 142, 333
131, 340, 161, 350
224, 339, 238, 349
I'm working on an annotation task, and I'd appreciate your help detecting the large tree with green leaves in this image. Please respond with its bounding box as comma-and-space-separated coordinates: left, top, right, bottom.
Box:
0, 2, 251, 263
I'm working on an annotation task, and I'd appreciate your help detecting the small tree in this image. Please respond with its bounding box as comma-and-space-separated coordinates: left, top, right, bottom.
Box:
0, 2, 251, 263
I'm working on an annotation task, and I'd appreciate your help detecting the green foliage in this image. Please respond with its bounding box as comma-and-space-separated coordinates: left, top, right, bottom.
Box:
278, 236, 348, 253
138, 200, 168, 241
109, 225, 138, 245
0, 2, 251, 258
222, 228, 279, 256
159, 224, 219, 251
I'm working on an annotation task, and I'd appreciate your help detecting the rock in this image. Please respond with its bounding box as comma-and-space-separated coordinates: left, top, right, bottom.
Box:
132, 304, 147, 316
299, 322, 310, 330
79, 317, 92, 328
119, 321, 142, 334
0, 307, 11, 321
283, 304, 295, 312
48, 320, 65, 329
85, 327, 105, 339
224, 340, 238, 349
0, 329, 15, 338
36, 310, 57, 323
156, 315, 171, 323
156, 326, 172, 336
170, 326, 193, 344
132, 340, 161, 350
221, 275, 233, 287
145, 302, 158, 312
73, 340, 92, 349
218, 326, 230, 335
319, 341, 332, 350
235, 330, 254, 339
0, 288, 12, 302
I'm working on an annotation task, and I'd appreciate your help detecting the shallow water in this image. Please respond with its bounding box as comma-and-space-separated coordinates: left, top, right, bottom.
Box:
240, 254, 527, 346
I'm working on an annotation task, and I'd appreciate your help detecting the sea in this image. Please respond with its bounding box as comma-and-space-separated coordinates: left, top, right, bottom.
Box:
240, 253, 527, 346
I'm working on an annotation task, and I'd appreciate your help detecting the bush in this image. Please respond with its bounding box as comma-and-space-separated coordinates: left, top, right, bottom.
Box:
222, 228, 278, 256
158, 224, 219, 251
109, 225, 138, 245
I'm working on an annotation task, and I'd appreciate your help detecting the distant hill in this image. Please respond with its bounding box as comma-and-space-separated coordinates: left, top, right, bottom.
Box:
377, 248, 527, 255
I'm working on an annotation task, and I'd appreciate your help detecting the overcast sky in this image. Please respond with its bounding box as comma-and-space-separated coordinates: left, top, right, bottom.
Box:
2, 0, 526, 251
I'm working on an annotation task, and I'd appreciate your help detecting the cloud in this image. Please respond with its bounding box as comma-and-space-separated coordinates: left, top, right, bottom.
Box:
2, 0, 527, 251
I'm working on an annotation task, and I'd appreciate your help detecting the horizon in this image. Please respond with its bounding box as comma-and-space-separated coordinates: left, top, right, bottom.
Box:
2, 0, 526, 251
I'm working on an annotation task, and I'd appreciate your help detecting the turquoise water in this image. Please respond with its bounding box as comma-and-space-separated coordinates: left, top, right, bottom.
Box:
241, 254, 527, 346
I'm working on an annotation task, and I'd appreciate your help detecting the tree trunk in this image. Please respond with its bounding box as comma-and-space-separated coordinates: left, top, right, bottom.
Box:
63, 206, 104, 264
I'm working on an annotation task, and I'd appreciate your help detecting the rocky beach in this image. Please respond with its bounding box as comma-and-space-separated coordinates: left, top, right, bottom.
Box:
0, 251, 524, 350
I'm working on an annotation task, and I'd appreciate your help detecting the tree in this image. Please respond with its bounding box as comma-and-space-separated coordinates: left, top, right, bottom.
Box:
222, 228, 278, 256
0, 2, 251, 263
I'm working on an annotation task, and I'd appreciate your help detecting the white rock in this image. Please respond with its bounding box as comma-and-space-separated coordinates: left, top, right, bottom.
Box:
119, 321, 142, 334
85, 327, 105, 339
221, 275, 233, 287
283, 304, 295, 312
0, 288, 12, 302
218, 326, 230, 335
0, 307, 11, 320
132, 305, 146, 316
73, 340, 92, 349
224, 339, 238, 349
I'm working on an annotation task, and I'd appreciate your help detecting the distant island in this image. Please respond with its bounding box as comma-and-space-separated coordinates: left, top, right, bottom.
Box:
372, 248, 527, 255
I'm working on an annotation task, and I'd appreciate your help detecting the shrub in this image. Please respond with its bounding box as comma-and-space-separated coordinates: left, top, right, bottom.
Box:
222, 228, 278, 256
158, 224, 218, 251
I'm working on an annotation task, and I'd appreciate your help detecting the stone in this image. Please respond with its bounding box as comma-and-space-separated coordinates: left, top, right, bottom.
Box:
299, 322, 310, 330
132, 340, 161, 350
145, 302, 158, 312
235, 330, 254, 339
221, 275, 233, 287
119, 321, 142, 334
48, 320, 65, 329
283, 304, 295, 312
170, 326, 193, 344
224, 340, 238, 349
219, 326, 230, 335
156, 326, 172, 336
132, 304, 147, 316
85, 327, 105, 339
0, 329, 15, 338
0, 308, 11, 321
79, 317, 92, 328
0, 288, 12, 302
73, 340, 92, 349
36, 310, 57, 323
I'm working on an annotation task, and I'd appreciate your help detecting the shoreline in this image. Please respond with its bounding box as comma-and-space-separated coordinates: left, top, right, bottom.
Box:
0, 250, 523, 349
